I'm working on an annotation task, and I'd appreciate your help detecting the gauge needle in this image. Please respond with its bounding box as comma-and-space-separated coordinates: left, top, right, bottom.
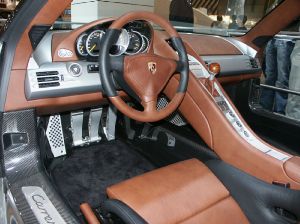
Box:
80, 46, 84, 51
90, 44, 97, 52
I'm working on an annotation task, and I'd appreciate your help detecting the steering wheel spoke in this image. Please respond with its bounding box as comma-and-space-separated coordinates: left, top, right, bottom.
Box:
142, 97, 158, 114
110, 55, 125, 73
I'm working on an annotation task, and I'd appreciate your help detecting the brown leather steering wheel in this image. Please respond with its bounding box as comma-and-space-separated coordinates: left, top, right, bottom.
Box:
99, 12, 189, 122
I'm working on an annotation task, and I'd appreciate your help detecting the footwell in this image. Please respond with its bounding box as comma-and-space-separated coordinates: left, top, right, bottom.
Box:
51, 140, 155, 215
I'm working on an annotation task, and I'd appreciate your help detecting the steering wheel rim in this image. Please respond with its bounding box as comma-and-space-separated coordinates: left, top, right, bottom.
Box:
99, 11, 189, 122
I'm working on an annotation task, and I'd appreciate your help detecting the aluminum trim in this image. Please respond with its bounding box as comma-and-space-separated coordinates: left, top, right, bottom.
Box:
260, 84, 300, 96
22, 186, 67, 224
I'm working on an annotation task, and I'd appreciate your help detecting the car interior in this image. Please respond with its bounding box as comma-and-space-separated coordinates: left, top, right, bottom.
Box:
1, 0, 300, 224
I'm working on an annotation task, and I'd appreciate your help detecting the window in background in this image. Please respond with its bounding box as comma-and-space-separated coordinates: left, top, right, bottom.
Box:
51, 0, 285, 37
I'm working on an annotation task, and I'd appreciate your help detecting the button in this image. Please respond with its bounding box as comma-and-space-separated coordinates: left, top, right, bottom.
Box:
69, 63, 82, 77
88, 64, 99, 73
236, 121, 242, 128
233, 120, 243, 131
228, 111, 235, 118
243, 131, 249, 138
225, 111, 236, 122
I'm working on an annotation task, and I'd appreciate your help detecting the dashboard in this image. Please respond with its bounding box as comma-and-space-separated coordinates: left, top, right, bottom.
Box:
24, 19, 261, 102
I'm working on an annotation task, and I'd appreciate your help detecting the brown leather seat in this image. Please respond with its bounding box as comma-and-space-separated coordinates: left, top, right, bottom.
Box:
106, 159, 249, 224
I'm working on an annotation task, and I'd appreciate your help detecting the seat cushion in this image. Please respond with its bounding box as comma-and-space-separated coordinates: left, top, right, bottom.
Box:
107, 159, 249, 224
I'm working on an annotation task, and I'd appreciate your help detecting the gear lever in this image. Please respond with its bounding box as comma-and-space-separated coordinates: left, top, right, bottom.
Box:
205, 62, 221, 95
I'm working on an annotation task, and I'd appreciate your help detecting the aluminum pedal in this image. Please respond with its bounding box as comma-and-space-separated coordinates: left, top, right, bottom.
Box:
89, 108, 103, 142
103, 105, 117, 141
71, 111, 88, 146
46, 115, 66, 157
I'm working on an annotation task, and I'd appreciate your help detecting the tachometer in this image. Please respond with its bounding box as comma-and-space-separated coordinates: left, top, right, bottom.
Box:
76, 33, 88, 57
86, 30, 105, 57
140, 35, 150, 53
126, 31, 144, 55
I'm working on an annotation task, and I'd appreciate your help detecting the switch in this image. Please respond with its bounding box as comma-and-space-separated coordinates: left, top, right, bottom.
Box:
69, 63, 82, 77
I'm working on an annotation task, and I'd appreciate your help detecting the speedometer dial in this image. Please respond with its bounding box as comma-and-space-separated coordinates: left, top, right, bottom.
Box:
126, 31, 144, 55
76, 33, 88, 57
86, 30, 105, 57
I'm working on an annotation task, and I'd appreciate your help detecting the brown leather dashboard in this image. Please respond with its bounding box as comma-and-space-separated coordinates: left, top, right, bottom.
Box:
181, 33, 242, 56
5, 15, 260, 114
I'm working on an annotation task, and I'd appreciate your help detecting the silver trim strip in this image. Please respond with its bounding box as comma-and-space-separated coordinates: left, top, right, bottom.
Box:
213, 82, 291, 162
260, 84, 300, 96
223, 37, 258, 58
22, 186, 67, 224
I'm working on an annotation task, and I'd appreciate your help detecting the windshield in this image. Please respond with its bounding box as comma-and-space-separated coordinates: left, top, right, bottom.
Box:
55, 0, 284, 36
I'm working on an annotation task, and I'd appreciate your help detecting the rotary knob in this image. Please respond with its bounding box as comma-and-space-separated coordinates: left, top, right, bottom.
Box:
69, 63, 82, 77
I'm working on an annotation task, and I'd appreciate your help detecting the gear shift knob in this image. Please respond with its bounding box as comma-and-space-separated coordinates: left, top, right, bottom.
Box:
208, 63, 221, 80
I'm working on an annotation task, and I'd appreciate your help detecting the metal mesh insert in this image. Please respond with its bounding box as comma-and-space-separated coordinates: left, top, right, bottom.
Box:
46, 115, 66, 157
157, 97, 187, 126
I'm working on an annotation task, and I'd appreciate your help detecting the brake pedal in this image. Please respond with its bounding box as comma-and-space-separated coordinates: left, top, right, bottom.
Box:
89, 108, 103, 142
71, 111, 88, 146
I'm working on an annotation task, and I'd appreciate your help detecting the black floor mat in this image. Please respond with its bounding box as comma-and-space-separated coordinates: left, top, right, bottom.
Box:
51, 140, 155, 215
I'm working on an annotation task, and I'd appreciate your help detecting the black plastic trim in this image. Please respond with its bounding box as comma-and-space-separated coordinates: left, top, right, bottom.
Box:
207, 160, 300, 224
29, 25, 52, 50
252, 35, 273, 48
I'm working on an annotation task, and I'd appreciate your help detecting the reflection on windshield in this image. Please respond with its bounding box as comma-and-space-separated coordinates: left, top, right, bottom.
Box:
52, 0, 286, 36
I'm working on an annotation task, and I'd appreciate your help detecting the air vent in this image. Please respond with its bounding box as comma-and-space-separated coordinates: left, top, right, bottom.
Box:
249, 58, 259, 69
36, 71, 60, 88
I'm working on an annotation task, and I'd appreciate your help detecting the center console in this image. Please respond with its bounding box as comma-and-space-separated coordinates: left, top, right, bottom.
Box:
187, 54, 291, 162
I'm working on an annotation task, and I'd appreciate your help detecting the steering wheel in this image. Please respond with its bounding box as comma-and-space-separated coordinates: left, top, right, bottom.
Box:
99, 12, 189, 123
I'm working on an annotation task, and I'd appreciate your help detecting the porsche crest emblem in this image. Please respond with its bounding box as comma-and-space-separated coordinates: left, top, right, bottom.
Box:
148, 62, 157, 75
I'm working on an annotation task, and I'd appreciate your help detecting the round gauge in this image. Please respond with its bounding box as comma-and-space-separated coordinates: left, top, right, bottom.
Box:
140, 35, 150, 53
76, 33, 88, 57
126, 31, 144, 55
86, 30, 105, 57
110, 29, 130, 56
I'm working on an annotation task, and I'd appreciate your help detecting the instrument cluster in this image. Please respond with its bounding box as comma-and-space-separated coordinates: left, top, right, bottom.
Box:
76, 21, 152, 59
